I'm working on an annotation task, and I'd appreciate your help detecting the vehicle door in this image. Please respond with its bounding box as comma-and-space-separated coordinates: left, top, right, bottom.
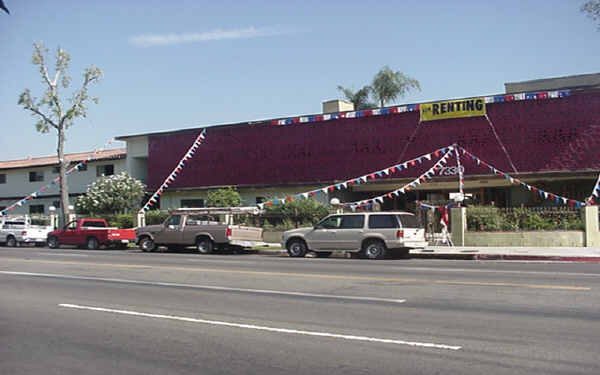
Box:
159, 215, 183, 244
334, 215, 365, 250
59, 221, 80, 244
367, 214, 400, 245
304, 215, 342, 250
181, 215, 214, 245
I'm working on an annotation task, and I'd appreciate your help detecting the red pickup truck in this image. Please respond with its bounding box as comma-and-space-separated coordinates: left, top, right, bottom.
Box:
47, 218, 136, 250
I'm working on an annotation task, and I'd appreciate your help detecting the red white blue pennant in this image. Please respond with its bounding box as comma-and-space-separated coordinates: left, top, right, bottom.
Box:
140, 129, 206, 212
0, 138, 118, 216
257, 145, 455, 209
458, 146, 585, 208
342, 148, 454, 209
269, 90, 571, 127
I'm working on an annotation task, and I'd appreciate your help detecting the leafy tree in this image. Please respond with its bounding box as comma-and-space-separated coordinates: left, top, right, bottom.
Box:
336, 85, 376, 110
19, 42, 102, 223
264, 199, 330, 228
76, 172, 146, 215
582, 0, 600, 29
371, 66, 421, 108
206, 187, 241, 207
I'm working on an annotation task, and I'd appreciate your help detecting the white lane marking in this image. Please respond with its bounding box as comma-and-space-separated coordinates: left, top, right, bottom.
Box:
391, 266, 600, 278
37, 253, 90, 257
0, 271, 406, 304
58, 303, 461, 350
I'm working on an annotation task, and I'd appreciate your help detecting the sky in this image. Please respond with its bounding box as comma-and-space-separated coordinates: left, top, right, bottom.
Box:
1, 0, 599, 161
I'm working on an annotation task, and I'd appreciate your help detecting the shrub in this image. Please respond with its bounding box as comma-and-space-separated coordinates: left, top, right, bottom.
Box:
76, 172, 146, 215
207, 187, 241, 207
145, 210, 170, 225
264, 199, 330, 229
467, 206, 504, 231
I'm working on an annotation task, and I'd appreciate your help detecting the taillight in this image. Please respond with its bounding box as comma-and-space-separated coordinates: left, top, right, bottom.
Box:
226, 228, 232, 237
21, 231, 27, 236
396, 230, 404, 238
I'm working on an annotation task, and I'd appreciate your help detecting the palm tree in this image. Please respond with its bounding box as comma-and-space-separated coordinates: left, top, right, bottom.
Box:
371, 66, 421, 108
336, 85, 376, 111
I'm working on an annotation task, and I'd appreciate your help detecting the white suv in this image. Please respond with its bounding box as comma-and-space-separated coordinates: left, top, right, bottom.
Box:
281, 211, 427, 259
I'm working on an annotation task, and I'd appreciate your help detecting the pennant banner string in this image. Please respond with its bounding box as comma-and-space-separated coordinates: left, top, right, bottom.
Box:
586, 172, 600, 205
457, 146, 585, 207
0, 138, 118, 216
139, 129, 207, 213
257, 144, 456, 209
269, 90, 570, 127
455, 146, 464, 197
342, 147, 454, 209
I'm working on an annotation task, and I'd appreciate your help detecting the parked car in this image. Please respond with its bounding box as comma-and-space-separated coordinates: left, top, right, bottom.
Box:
0, 216, 53, 247
47, 218, 136, 250
135, 207, 264, 254
281, 211, 427, 259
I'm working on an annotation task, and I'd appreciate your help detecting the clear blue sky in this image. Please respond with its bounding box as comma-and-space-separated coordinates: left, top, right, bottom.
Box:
1, 0, 598, 160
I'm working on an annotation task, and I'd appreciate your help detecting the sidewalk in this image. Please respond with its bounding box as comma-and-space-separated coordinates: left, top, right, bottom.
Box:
256, 244, 600, 262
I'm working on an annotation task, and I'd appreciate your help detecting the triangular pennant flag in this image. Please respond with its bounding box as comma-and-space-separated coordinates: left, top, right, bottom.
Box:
425, 154, 431, 161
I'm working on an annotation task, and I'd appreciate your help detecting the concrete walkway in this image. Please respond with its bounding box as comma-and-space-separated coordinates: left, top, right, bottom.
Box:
257, 244, 600, 262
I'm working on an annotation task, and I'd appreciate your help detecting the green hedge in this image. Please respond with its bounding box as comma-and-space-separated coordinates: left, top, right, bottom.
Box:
467, 206, 584, 231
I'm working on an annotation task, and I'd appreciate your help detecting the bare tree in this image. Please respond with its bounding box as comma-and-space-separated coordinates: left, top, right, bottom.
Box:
18, 42, 102, 223
582, 0, 600, 29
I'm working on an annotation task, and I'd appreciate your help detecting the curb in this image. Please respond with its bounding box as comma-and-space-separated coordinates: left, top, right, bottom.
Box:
473, 254, 600, 262
254, 249, 600, 262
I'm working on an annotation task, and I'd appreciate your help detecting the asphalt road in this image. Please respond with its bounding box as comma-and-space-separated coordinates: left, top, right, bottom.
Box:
1, 246, 599, 375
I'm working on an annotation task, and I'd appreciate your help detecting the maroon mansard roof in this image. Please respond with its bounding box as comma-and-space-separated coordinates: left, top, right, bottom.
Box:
146, 91, 600, 189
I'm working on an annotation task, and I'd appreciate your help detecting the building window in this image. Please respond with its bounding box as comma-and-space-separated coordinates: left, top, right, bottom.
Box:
96, 164, 114, 177
181, 199, 205, 208
0, 206, 5, 211
0, 174, 6, 184
29, 205, 45, 214
29, 171, 44, 182
52, 166, 60, 173
52, 200, 61, 209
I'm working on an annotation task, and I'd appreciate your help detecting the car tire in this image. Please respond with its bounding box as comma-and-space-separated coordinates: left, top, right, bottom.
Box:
139, 236, 156, 252
6, 236, 17, 248
47, 236, 59, 249
361, 239, 387, 259
315, 251, 332, 258
86, 237, 99, 250
287, 239, 307, 258
196, 237, 214, 254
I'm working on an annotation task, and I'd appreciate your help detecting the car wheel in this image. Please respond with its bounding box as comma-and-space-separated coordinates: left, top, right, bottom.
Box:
139, 237, 156, 252
47, 236, 59, 249
315, 251, 332, 258
86, 237, 99, 250
6, 236, 17, 248
362, 239, 387, 259
287, 239, 307, 258
196, 237, 214, 254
